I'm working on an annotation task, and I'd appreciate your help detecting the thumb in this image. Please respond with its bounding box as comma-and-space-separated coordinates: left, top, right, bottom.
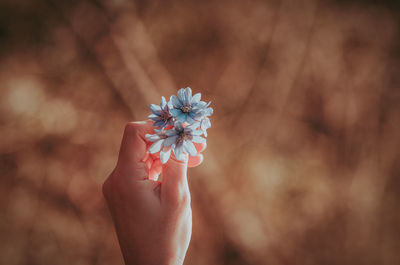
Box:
161, 155, 190, 208
115, 121, 154, 179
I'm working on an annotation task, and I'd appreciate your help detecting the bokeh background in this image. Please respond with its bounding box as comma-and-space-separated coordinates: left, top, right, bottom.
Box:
1, 0, 400, 264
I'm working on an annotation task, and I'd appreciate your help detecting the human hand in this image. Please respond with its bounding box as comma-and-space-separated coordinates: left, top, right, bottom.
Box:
102, 121, 205, 265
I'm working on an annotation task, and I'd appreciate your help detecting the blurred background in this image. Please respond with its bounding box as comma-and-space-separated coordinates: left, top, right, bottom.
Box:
1, 0, 400, 264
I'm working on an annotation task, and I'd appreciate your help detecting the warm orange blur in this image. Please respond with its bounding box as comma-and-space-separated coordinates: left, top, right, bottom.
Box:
1, 0, 400, 264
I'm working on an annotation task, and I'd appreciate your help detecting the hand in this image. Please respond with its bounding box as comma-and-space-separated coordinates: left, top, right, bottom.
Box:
102, 121, 205, 265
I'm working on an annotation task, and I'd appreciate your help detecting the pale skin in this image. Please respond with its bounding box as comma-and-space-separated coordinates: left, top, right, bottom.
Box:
102, 121, 206, 265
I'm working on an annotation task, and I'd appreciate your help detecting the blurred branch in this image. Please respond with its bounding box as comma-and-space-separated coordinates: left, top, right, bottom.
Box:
229, 0, 283, 132
43, 0, 135, 119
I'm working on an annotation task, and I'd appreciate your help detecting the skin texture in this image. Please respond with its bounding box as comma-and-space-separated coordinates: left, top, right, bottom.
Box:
103, 121, 205, 265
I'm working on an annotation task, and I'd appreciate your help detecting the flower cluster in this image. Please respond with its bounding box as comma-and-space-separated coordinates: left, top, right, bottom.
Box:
146, 87, 213, 163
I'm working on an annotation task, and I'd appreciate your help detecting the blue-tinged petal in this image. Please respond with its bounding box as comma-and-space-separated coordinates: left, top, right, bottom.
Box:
188, 111, 197, 118
167, 99, 173, 109
160, 148, 172, 164
177, 88, 186, 103
145, 134, 160, 142
149, 139, 163, 153
201, 124, 210, 133
194, 101, 207, 108
150, 104, 162, 115
149, 116, 160, 122
160, 96, 167, 108
200, 118, 211, 137
192, 93, 201, 104
187, 122, 200, 131
202, 118, 211, 128
193, 112, 206, 120
192, 129, 203, 136
170, 108, 182, 117
148, 114, 159, 119
154, 120, 165, 128
164, 135, 178, 146
170, 95, 182, 108
165, 129, 178, 137
205, 107, 213, 116
177, 113, 187, 122
186, 115, 196, 124
173, 143, 184, 161
183, 140, 197, 156
192, 136, 206, 143
185, 87, 192, 105
163, 120, 170, 127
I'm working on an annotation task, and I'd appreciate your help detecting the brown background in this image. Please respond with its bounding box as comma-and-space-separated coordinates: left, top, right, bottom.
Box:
1, 0, 400, 264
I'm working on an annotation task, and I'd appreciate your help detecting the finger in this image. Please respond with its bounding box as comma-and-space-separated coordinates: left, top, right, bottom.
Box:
194, 142, 207, 154
188, 154, 204, 168
116, 121, 154, 178
161, 155, 189, 208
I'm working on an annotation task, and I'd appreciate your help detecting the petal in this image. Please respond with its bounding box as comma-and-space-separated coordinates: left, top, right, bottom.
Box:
149, 140, 164, 153
165, 129, 178, 136
192, 93, 201, 104
164, 135, 178, 146
193, 112, 206, 120
187, 122, 200, 131
185, 87, 192, 104
183, 140, 197, 156
188, 111, 197, 118
157, 121, 167, 130
192, 136, 206, 143
178, 88, 186, 103
170, 108, 182, 117
160, 148, 172, 164
192, 129, 203, 136
167, 99, 173, 109
160, 96, 167, 108
149, 116, 160, 122
205, 107, 213, 116
170, 95, 182, 108
202, 118, 211, 129
194, 101, 207, 108
150, 104, 162, 115
154, 120, 165, 128
186, 115, 196, 124
173, 143, 184, 161
145, 134, 160, 142
148, 114, 158, 119
177, 113, 187, 122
